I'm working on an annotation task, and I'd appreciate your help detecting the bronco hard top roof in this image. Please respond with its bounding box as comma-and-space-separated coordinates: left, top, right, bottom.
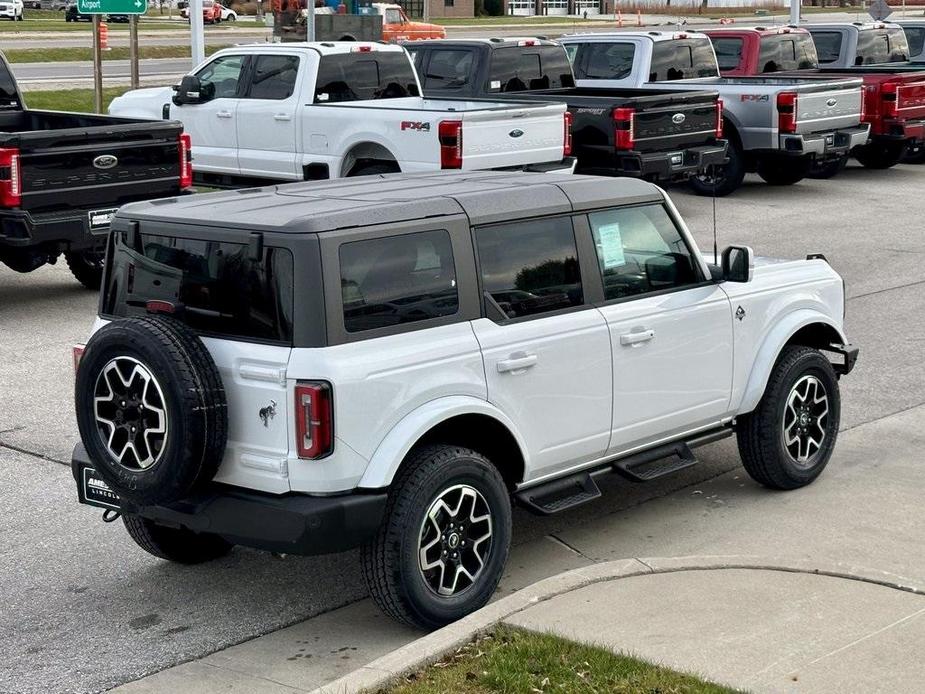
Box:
116, 172, 663, 234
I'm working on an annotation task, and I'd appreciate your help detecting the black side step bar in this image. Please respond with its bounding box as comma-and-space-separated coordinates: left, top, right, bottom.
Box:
515, 426, 733, 516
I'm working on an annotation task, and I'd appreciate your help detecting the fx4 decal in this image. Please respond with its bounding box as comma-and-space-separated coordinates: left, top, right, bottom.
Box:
400, 121, 431, 131
740, 94, 770, 102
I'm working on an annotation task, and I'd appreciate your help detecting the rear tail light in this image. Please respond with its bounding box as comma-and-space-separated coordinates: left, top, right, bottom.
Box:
777, 92, 798, 134
439, 120, 463, 169
613, 107, 635, 150
146, 299, 176, 314
178, 133, 193, 188
882, 82, 898, 118
563, 111, 573, 157
295, 382, 333, 459
715, 100, 724, 138
0, 147, 22, 207
72, 344, 85, 374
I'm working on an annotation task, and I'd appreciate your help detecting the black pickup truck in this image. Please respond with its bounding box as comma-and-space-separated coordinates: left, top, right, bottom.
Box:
405, 38, 727, 181
0, 54, 191, 288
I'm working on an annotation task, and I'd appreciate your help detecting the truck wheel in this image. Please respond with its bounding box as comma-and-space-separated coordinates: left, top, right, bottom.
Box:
348, 161, 400, 176
65, 249, 105, 290
902, 144, 925, 164
123, 514, 233, 564
737, 346, 841, 491
362, 445, 512, 629
756, 156, 811, 185
854, 140, 907, 169
808, 154, 848, 180
74, 316, 228, 506
688, 139, 745, 197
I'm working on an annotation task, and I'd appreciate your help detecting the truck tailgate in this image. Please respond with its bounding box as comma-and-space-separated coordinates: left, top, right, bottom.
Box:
457, 101, 566, 169
1, 114, 184, 212
632, 100, 720, 153
792, 85, 863, 133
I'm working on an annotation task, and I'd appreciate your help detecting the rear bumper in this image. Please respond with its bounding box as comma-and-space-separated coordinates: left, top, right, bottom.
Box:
874, 118, 925, 142
780, 125, 870, 159
71, 444, 388, 556
584, 141, 728, 181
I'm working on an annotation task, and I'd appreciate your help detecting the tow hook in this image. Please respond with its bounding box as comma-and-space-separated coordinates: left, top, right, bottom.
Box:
102, 509, 121, 523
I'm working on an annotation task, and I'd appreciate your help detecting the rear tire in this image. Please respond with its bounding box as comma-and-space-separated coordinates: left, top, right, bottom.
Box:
688, 138, 745, 197
902, 143, 925, 164
348, 161, 399, 177
65, 248, 105, 290
854, 140, 906, 169
737, 346, 841, 491
756, 155, 811, 186
123, 514, 233, 564
808, 154, 848, 180
362, 445, 512, 630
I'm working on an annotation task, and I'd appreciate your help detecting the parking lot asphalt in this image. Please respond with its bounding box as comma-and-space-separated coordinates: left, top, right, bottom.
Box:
2, 163, 924, 693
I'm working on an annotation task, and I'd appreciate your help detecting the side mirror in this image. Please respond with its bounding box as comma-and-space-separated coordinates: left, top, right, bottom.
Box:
172, 75, 212, 106
721, 245, 754, 283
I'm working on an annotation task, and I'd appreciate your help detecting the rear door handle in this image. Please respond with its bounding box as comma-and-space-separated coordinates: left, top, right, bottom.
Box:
273, 113, 292, 121
497, 352, 538, 374
620, 329, 655, 346
216, 110, 233, 119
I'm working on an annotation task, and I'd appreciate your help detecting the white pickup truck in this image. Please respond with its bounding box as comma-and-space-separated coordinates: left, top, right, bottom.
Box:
559, 31, 870, 195
109, 43, 574, 186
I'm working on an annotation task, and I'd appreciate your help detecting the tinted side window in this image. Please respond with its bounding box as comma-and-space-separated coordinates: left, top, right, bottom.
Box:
794, 34, 819, 68
475, 218, 583, 319
589, 205, 700, 301
759, 36, 803, 72
247, 55, 299, 100
314, 52, 419, 103
488, 46, 574, 92
649, 39, 718, 80
711, 37, 743, 71
905, 26, 925, 56
811, 31, 842, 64
574, 42, 636, 80
339, 231, 458, 333
421, 49, 474, 90
195, 54, 246, 98
855, 29, 904, 64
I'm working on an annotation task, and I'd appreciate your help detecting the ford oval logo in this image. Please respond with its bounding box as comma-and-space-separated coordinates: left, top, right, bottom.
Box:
826, 98, 838, 107
671, 113, 686, 125
93, 154, 118, 170
509, 129, 524, 138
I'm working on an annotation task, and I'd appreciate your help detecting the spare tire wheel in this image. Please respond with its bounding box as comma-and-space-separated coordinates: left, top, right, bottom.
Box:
75, 316, 228, 505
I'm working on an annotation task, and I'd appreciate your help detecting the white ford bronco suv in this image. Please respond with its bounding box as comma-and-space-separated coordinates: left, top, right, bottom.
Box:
71, 172, 858, 628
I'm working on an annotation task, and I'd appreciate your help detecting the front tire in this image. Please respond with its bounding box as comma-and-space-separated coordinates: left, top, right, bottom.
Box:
362, 445, 512, 630
123, 514, 233, 564
737, 346, 841, 490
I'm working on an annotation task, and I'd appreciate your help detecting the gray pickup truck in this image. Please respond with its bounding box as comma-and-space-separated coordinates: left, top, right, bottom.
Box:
559, 31, 870, 195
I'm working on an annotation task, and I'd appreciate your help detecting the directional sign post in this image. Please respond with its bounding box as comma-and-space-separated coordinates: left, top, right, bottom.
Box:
77, 0, 146, 113
868, 0, 892, 21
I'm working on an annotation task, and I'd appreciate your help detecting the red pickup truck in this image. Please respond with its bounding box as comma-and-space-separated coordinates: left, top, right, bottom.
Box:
706, 25, 925, 172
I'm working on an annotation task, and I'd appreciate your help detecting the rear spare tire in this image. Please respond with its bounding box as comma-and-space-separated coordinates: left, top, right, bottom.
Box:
75, 316, 227, 505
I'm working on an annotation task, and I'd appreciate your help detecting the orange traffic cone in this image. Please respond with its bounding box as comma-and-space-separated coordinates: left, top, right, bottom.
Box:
99, 21, 110, 52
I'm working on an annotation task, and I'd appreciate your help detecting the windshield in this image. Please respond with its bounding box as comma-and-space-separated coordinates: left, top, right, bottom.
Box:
102, 231, 294, 344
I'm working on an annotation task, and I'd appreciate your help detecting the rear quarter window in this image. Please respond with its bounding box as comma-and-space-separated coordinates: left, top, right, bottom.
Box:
758, 35, 816, 72
711, 37, 743, 71
904, 26, 925, 56
102, 233, 294, 344
314, 52, 420, 103
856, 28, 908, 64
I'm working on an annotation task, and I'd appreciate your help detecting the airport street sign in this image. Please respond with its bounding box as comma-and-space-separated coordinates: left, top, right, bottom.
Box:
78, 0, 146, 14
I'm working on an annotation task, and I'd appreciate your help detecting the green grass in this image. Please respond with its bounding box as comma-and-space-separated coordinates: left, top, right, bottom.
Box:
384, 626, 737, 694
23, 86, 135, 112
4, 43, 229, 63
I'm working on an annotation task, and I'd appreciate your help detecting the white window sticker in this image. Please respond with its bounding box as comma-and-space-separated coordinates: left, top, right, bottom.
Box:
597, 222, 625, 269
489, 80, 501, 90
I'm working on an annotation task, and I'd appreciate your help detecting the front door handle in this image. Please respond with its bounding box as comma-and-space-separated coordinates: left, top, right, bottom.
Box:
497, 352, 538, 374
620, 329, 655, 346
273, 113, 292, 121
216, 110, 233, 119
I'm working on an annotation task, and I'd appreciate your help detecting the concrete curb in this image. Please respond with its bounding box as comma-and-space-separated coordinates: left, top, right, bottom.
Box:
313, 555, 925, 694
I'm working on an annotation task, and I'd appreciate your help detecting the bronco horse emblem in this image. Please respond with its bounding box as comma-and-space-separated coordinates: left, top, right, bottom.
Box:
259, 400, 277, 427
